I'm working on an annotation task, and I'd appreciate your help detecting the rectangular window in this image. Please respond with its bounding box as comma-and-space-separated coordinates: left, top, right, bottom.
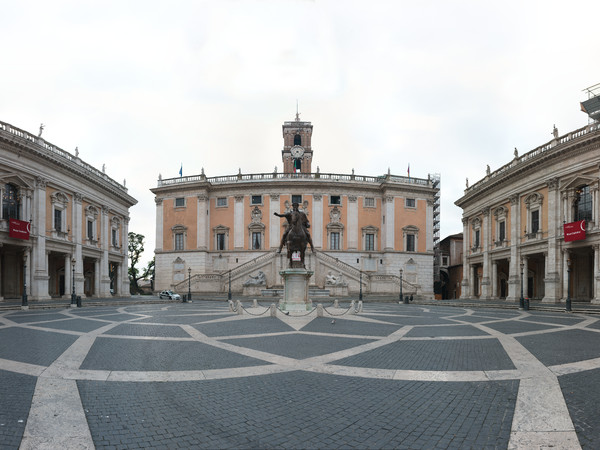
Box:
175, 197, 185, 207
330, 232, 340, 250
474, 230, 480, 248
112, 229, 118, 247
87, 220, 94, 239
291, 194, 302, 204
330, 195, 341, 205
252, 232, 261, 249
174, 233, 184, 250
405, 198, 416, 208
216, 197, 227, 207
364, 197, 375, 208
531, 210, 539, 233
217, 233, 226, 250
251, 195, 262, 205
365, 233, 375, 251
54, 209, 62, 232
499, 221, 506, 241
406, 234, 415, 252
442, 255, 449, 266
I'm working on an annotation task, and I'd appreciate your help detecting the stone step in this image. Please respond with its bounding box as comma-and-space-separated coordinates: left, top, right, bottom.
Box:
261, 288, 331, 297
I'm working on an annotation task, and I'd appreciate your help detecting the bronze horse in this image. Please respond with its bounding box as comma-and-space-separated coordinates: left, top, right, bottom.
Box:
275, 205, 314, 268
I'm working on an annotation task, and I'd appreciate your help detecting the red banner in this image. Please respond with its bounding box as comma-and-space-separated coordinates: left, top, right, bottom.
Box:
9, 219, 30, 240
564, 220, 586, 242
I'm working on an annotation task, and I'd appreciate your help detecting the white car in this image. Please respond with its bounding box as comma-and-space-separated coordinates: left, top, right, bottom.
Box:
159, 290, 181, 300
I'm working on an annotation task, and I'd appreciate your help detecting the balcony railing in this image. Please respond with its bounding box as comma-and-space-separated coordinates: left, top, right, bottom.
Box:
464, 121, 600, 195
0, 120, 129, 194
158, 171, 433, 188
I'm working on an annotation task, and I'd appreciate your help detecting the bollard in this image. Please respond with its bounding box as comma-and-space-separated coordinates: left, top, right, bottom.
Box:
358, 300, 363, 312
229, 300, 234, 312
270, 303, 277, 317
236, 300, 243, 315
316, 303, 324, 317
524, 298, 529, 311
76, 296, 82, 307
253, 299, 258, 308
334, 299, 339, 308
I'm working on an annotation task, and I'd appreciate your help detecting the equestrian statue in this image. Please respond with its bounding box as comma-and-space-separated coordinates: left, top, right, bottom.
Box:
274, 202, 315, 268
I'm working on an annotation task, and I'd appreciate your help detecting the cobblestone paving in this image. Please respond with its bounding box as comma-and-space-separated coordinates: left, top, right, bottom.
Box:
0, 302, 599, 448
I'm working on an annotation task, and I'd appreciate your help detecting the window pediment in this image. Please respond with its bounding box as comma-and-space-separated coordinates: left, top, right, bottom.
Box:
561, 175, 598, 191
50, 191, 69, 205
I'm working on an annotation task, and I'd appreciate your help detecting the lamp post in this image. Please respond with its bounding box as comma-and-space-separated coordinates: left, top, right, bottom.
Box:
185, 267, 191, 303
22, 257, 28, 307
519, 260, 524, 310
400, 269, 407, 304
71, 257, 77, 306
359, 270, 363, 301
566, 257, 572, 312
228, 270, 232, 301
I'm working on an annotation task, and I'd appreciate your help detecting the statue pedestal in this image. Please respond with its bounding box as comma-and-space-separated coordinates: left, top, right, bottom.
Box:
279, 269, 313, 311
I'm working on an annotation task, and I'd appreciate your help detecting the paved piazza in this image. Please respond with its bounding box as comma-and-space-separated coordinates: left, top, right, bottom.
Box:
1, 301, 600, 449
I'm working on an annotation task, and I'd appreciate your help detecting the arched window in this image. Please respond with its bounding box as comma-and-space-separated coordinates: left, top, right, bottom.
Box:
575, 185, 592, 222
294, 134, 302, 146
2, 184, 20, 219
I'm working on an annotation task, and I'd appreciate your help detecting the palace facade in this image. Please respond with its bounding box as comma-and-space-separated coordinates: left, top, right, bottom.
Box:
0, 121, 137, 302
455, 120, 600, 303
151, 115, 440, 297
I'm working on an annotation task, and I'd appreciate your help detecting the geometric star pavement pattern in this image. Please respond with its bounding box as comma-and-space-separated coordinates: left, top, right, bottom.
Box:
1, 302, 599, 448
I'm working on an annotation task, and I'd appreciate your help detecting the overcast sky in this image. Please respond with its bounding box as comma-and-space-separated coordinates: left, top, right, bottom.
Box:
2, 0, 599, 266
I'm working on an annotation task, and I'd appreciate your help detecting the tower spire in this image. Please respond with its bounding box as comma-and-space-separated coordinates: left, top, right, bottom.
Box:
295, 100, 300, 121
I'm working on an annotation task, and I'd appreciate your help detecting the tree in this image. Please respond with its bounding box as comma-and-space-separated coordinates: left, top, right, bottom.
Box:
128, 232, 147, 294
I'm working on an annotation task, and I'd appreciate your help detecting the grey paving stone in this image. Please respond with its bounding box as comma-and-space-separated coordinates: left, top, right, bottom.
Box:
77, 372, 517, 449
134, 314, 232, 325
0, 369, 37, 449
223, 333, 375, 359
31, 318, 110, 333
360, 314, 456, 326
0, 327, 78, 366
80, 337, 269, 371
406, 324, 491, 337
104, 324, 192, 338
516, 329, 600, 366
195, 316, 295, 337
5, 312, 69, 323
559, 368, 600, 449
331, 338, 515, 371
483, 320, 560, 335
523, 314, 587, 326
300, 317, 402, 336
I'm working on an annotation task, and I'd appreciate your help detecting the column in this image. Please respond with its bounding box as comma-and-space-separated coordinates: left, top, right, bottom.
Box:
234, 195, 244, 249
523, 256, 529, 299
270, 194, 281, 249
592, 245, 600, 304
460, 217, 470, 299
562, 250, 569, 301
543, 178, 560, 302
471, 265, 477, 297
73, 193, 84, 298
94, 259, 100, 298
64, 254, 72, 300
507, 194, 520, 301
481, 207, 491, 299
347, 196, 358, 250
384, 196, 394, 250
491, 261, 498, 299
155, 198, 163, 251
32, 177, 50, 300
197, 195, 208, 250
312, 194, 323, 249
426, 199, 434, 252
121, 217, 130, 297
100, 206, 110, 296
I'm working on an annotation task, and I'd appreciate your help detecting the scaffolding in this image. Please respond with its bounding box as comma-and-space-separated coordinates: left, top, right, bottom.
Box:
581, 83, 600, 122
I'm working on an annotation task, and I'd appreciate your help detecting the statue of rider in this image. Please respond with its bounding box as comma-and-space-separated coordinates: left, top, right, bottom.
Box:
274, 202, 315, 253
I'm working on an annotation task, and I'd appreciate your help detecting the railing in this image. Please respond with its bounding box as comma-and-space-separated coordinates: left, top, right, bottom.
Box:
0, 120, 129, 194
465, 121, 600, 194
158, 171, 432, 188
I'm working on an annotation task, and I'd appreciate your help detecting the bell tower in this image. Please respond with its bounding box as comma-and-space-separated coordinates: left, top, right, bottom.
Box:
282, 111, 313, 174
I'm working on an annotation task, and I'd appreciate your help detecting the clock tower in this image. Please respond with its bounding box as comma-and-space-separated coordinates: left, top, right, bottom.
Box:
282, 112, 313, 174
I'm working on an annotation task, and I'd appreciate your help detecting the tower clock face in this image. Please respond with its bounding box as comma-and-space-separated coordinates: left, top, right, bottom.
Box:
290, 145, 305, 158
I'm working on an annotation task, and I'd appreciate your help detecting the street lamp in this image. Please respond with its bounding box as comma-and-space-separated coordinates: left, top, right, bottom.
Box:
71, 257, 77, 306
359, 270, 363, 301
400, 269, 407, 304
22, 257, 28, 307
228, 270, 232, 300
519, 259, 524, 310
566, 257, 572, 312
185, 267, 191, 302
